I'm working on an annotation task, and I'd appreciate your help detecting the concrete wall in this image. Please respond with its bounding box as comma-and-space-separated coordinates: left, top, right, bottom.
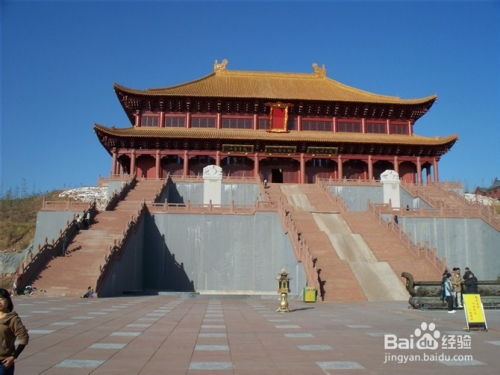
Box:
98, 218, 145, 297
328, 185, 383, 211
327, 185, 430, 211
400, 189, 431, 210
32, 211, 82, 251
143, 212, 306, 295
106, 180, 127, 197
1, 210, 81, 276
163, 181, 260, 206
388, 216, 500, 280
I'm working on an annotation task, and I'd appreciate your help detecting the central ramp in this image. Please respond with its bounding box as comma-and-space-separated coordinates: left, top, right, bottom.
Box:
313, 213, 408, 301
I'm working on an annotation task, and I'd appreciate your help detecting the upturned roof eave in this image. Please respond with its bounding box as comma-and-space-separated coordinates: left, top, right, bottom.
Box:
93, 123, 457, 148
113, 82, 437, 106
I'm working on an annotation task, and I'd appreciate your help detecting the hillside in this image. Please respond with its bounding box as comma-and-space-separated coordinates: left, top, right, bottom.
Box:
0, 191, 63, 253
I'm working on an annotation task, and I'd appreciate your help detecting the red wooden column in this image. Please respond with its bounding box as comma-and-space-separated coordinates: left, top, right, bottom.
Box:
337, 155, 343, 179
186, 112, 191, 128
299, 153, 305, 184
253, 153, 260, 179
253, 114, 258, 130
416, 156, 422, 184
183, 150, 189, 176
393, 156, 399, 175
155, 150, 161, 179
433, 158, 439, 182
408, 120, 413, 135
361, 118, 366, 134
297, 115, 302, 131
216, 113, 221, 129
134, 110, 140, 127
386, 119, 390, 134
130, 150, 136, 176
215, 151, 221, 166
111, 148, 117, 176
159, 111, 165, 128
333, 117, 337, 133
368, 155, 373, 180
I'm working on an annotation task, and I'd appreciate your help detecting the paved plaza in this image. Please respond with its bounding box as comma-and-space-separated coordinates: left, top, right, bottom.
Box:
12, 295, 500, 374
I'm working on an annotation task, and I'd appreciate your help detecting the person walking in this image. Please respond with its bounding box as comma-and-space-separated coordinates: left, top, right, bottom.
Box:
443, 273, 455, 313
0, 288, 29, 375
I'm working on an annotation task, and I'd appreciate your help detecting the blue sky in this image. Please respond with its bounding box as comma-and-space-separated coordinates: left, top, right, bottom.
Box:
1, 0, 499, 195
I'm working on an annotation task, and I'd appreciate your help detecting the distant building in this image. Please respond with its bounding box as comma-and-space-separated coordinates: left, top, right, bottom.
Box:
475, 178, 500, 199
94, 60, 457, 183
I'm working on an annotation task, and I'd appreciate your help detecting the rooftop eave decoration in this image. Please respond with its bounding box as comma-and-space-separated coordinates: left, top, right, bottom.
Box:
113, 60, 437, 119
93, 123, 457, 149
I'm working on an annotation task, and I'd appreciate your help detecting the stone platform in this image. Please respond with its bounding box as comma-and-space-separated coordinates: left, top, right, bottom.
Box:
12, 295, 500, 374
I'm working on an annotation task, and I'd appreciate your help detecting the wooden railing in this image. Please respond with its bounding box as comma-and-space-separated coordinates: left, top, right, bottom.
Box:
148, 200, 277, 215
315, 179, 349, 212
105, 175, 137, 211
315, 177, 381, 186
14, 202, 97, 293
401, 182, 499, 230
169, 175, 259, 184
274, 196, 322, 298
41, 200, 90, 211
95, 203, 147, 295
367, 202, 446, 272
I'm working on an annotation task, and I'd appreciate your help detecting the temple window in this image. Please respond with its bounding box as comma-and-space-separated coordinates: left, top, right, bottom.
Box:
221, 117, 253, 129
164, 116, 186, 127
302, 119, 332, 131
366, 121, 386, 134
258, 118, 269, 130
337, 121, 361, 133
140, 115, 159, 127
389, 122, 409, 135
191, 116, 216, 128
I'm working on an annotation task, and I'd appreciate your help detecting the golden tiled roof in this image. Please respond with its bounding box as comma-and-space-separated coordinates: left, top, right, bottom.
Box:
94, 124, 457, 147
114, 62, 436, 105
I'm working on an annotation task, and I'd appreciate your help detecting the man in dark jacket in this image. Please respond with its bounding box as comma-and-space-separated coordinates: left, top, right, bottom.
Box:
463, 267, 478, 294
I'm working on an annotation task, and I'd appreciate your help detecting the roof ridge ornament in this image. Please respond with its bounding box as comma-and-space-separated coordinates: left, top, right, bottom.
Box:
214, 59, 229, 73
312, 62, 327, 77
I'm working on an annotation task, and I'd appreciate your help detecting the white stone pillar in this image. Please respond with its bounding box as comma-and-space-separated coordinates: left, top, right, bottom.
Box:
380, 169, 401, 209
203, 165, 223, 206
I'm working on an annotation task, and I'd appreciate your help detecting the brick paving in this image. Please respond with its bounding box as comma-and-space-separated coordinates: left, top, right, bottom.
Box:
11, 295, 500, 374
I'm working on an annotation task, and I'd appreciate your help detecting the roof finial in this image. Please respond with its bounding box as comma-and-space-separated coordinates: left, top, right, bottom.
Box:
214, 59, 229, 73
312, 62, 327, 77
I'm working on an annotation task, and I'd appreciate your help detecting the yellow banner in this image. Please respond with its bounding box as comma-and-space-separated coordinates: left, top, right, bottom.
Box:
463, 294, 486, 324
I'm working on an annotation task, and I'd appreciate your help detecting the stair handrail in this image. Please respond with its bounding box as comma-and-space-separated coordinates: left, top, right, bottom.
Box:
401, 182, 499, 230
315, 179, 349, 212
95, 202, 147, 295
105, 174, 137, 211
151, 175, 170, 203
13, 202, 97, 294
431, 183, 499, 229
367, 201, 446, 272
274, 195, 321, 298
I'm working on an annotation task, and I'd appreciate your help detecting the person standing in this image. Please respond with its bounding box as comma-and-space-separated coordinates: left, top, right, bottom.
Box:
443, 273, 455, 313
451, 268, 463, 308
0, 288, 29, 375
463, 267, 479, 294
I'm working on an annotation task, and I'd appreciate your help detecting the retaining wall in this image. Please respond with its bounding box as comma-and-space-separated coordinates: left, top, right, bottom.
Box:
389, 216, 500, 280
143, 212, 306, 295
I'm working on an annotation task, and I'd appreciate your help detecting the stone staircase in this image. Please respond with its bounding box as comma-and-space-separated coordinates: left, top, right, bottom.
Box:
268, 183, 442, 302
32, 179, 164, 297
340, 211, 441, 281
267, 184, 365, 302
